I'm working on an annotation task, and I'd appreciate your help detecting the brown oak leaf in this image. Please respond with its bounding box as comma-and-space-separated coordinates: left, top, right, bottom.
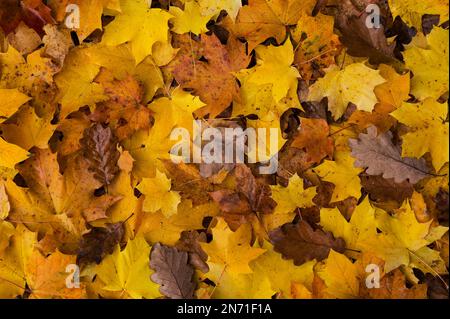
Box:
269, 220, 346, 265
150, 243, 196, 299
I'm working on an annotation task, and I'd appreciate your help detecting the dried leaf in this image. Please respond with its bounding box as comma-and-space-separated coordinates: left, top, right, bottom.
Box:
349, 126, 430, 184
269, 220, 346, 265
81, 123, 120, 186
150, 243, 196, 299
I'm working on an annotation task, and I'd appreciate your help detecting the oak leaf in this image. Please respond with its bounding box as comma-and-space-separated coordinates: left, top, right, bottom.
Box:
269, 220, 346, 266
150, 243, 196, 299
349, 126, 430, 184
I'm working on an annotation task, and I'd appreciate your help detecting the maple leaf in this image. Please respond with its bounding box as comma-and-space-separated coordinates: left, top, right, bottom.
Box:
291, 118, 334, 164
55, 47, 106, 119
0, 138, 29, 171
50, 0, 121, 41
0, 225, 36, 298
251, 241, 315, 298
348, 65, 410, 133
1, 105, 56, 150
0, 88, 30, 121
238, 39, 300, 103
234, 0, 316, 51
201, 218, 266, 275
320, 198, 377, 253
91, 69, 153, 141
200, 262, 275, 299
388, 0, 449, 30
308, 62, 386, 120
196, 0, 242, 21
86, 43, 165, 103
170, 1, 214, 35
123, 126, 175, 178
5, 150, 103, 253
95, 236, 161, 299
404, 27, 449, 101
349, 126, 430, 184
26, 250, 86, 298
391, 98, 449, 171
0, 0, 449, 300
292, 10, 341, 80
317, 250, 360, 299
170, 33, 250, 118
0, 183, 10, 220
150, 87, 205, 137
138, 200, 218, 246
359, 201, 448, 273
137, 169, 181, 218
102, 0, 173, 64
314, 151, 363, 203
162, 160, 215, 206
362, 268, 428, 299
0, 46, 56, 101
268, 174, 317, 230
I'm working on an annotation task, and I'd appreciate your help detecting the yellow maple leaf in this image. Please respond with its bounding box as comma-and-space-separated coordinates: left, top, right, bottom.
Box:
360, 202, 448, 273
201, 218, 266, 275
317, 250, 360, 299
196, 0, 242, 21
123, 126, 175, 178
50, 0, 121, 41
95, 236, 161, 299
55, 46, 106, 119
0, 47, 55, 98
404, 27, 449, 101
391, 98, 449, 171
1, 105, 56, 150
314, 151, 363, 203
0, 138, 29, 170
138, 200, 218, 246
320, 198, 377, 253
137, 169, 181, 218
202, 262, 275, 299
388, 0, 449, 30
266, 174, 317, 230
170, 1, 214, 35
0, 225, 37, 298
238, 39, 300, 103
102, 0, 173, 64
251, 242, 315, 298
308, 63, 386, 120
150, 87, 205, 136
0, 89, 30, 121
0, 182, 10, 220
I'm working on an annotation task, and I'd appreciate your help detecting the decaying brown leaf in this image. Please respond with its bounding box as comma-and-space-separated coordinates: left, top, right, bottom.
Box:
349, 126, 430, 184
270, 220, 346, 265
81, 123, 120, 186
77, 222, 125, 266
150, 243, 196, 299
